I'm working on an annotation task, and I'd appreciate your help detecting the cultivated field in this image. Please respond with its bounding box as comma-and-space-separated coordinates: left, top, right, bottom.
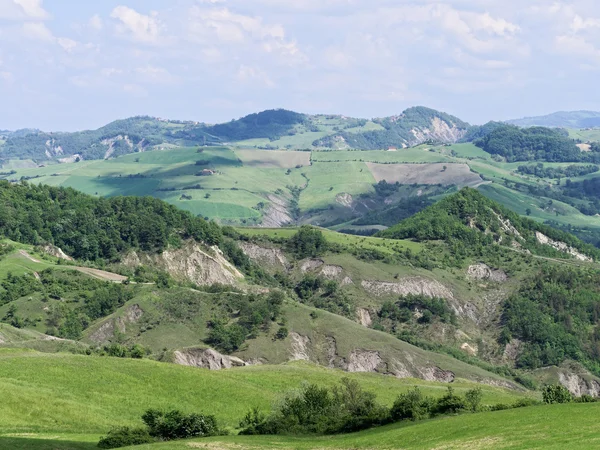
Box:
366, 162, 484, 187
234, 149, 311, 168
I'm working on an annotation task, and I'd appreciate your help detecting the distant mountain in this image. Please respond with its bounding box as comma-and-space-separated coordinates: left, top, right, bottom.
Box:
0, 107, 473, 162
507, 111, 600, 129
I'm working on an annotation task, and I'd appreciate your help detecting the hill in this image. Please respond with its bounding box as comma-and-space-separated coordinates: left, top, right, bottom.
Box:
2, 183, 600, 448
508, 111, 600, 128
0, 107, 471, 163
313, 106, 470, 150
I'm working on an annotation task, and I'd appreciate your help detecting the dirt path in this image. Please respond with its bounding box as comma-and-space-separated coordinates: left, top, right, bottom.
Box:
18, 250, 41, 263
72, 267, 128, 282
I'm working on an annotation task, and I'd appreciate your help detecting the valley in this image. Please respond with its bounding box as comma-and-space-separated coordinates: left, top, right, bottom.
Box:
2, 109, 600, 449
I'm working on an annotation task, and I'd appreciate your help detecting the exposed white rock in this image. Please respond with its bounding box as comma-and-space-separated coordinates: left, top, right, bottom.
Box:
239, 242, 289, 270
174, 348, 247, 370
361, 278, 454, 299
467, 263, 508, 282
356, 308, 372, 327
535, 231, 592, 262
300, 259, 324, 273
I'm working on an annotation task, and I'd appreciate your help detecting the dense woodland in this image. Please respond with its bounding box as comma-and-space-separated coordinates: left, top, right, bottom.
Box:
473, 125, 598, 162
502, 266, 600, 376
0, 181, 221, 260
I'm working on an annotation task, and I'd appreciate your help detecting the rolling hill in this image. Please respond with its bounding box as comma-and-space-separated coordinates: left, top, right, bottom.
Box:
1, 181, 600, 448
507, 111, 600, 129
0, 107, 472, 162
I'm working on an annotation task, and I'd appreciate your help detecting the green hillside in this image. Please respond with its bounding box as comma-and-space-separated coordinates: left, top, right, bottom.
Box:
1, 176, 600, 448
117, 402, 600, 449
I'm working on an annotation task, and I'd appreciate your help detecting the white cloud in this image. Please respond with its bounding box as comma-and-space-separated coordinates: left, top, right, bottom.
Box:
188, 5, 307, 65
135, 65, 177, 83
110, 6, 163, 44
555, 34, 600, 59
21, 21, 53, 40
571, 15, 600, 32
57, 37, 77, 53
188, 6, 285, 43
89, 14, 103, 31
237, 64, 275, 87
0, 0, 49, 20
101, 68, 123, 77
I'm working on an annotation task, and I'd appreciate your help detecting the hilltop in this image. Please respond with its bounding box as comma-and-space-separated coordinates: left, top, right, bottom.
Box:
0, 107, 471, 162
507, 111, 600, 129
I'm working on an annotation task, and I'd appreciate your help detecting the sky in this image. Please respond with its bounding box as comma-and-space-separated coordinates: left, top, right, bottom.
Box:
1, 0, 600, 131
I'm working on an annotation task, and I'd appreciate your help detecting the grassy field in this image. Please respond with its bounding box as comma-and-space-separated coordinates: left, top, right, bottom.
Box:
0, 351, 524, 434
235, 227, 423, 254
568, 127, 600, 142
4, 143, 600, 232
4, 402, 599, 449
113, 403, 600, 449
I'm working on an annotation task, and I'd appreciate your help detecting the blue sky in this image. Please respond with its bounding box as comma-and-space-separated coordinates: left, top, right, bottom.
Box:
1, 0, 600, 130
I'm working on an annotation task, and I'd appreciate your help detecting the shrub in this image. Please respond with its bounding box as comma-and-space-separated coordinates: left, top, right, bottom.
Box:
275, 327, 289, 340
97, 427, 154, 449
542, 384, 573, 404
432, 387, 466, 415
241, 379, 387, 435
464, 388, 483, 412
390, 387, 431, 421
141, 409, 220, 440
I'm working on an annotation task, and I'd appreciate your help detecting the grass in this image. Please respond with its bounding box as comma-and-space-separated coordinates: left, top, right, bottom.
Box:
235, 227, 422, 254
0, 352, 524, 435
5, 142, 600, 231
116, 403, 600, 449
3, 403, 600, 449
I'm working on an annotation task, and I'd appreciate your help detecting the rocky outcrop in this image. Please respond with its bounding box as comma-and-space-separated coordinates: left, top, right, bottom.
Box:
335, 193, 353, 208
503, 339, 522, 364
420, 366, 455, 383
290, 332, 311, 361
535, 232, 593, 262
262, 194, 293, 227
320, 265, 343, 279
300, 259, 324, 273
173, 348, 247, 370
88, 304, 144, 343
124, 241, 244, 286
559, 372, 600, 397
239, 242, 289, 270
346, 350, 384, 372
408, 117, 467, 146
361, 278, 454, 299
356, 308, 372, 327
41, 244, 74, 261
467, 264, 507, 282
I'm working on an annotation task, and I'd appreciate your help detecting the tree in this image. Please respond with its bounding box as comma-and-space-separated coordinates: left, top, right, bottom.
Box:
391, 387, 430, 421
289, 226, 327, 258
542, 384, 572, 404
526, 208, 532, 216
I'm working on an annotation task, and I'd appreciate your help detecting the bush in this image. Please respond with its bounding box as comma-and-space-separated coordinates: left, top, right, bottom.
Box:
390, 387, 431, 421
288, 226, 327, 258
97, 427, 154, 449
432, 387, 466, 415
464, 388, 483, 412
275, 327, 289, 340
141, 409, 220, 440
240, 378, 388, 435
542, 384, 573, 404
